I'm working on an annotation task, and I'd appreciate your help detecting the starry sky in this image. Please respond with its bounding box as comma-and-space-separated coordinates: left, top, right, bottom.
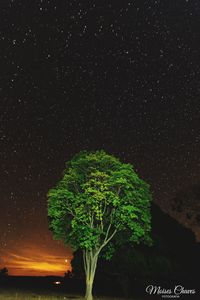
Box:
0, 0, 200, 276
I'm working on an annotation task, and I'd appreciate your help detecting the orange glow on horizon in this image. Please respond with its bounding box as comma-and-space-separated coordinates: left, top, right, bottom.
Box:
1, 242, 73, 276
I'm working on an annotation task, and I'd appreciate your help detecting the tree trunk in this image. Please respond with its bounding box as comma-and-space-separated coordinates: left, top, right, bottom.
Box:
83, 250, 98, 300
85, 279, 93, 300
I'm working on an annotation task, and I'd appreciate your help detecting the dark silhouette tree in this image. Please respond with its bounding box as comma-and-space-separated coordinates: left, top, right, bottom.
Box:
0, 267, 8, 277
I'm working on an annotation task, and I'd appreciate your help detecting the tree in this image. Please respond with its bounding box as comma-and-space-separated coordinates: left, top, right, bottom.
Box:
48, 150, 152, 300
0, 267, 8, 277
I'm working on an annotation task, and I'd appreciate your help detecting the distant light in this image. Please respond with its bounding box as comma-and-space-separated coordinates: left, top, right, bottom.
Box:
54, 281, 61, 285
65, 259, 68, 262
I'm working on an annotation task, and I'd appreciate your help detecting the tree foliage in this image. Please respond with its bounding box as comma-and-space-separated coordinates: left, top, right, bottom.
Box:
48, 150, 152, 300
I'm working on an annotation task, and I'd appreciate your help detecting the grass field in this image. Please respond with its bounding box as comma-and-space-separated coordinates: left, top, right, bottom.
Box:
0, 289, 133, 300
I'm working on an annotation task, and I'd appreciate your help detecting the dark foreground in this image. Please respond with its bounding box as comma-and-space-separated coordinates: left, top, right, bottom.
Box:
0, 276, 140, 300
0, 289, 132, 300
0, 276, 200, 300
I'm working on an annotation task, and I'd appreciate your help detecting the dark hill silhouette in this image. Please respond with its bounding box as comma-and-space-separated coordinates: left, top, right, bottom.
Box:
167, 183, 200, 241
151, 202, 196, 254
151, 203, 200, 280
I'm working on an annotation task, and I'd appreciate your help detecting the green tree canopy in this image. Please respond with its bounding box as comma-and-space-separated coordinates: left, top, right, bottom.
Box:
48, 150, 152, 300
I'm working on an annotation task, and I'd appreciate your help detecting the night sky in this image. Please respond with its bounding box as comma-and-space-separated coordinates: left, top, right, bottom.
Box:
1, 0, 200, 276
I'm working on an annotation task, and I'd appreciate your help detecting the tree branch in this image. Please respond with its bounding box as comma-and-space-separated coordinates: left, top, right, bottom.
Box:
95, 226, 117, 257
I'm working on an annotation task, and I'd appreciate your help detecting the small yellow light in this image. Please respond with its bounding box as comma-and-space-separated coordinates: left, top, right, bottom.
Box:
54, 281, 61, 285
